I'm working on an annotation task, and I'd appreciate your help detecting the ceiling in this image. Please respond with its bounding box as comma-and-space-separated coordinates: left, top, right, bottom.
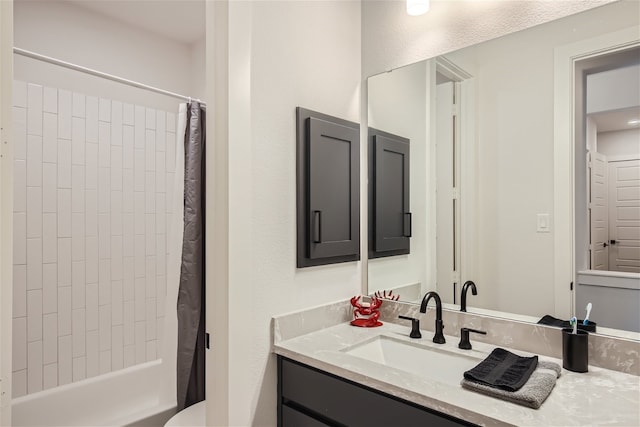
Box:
65, 0, 205, 45
589, 106, 640, 133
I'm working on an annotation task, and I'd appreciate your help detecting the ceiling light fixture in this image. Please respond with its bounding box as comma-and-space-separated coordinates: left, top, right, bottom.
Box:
407, 0, 430, 16
628, 119, 640, 125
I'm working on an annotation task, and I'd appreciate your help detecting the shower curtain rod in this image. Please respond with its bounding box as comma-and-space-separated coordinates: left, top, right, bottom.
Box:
13, 47, 207, 106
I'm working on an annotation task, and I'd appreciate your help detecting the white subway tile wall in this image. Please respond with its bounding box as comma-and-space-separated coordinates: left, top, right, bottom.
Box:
12, 81, 178, 397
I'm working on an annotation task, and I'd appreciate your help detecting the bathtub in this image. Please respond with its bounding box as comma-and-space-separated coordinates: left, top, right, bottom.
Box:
12, 205, 181, 426
11, 360, 176, 427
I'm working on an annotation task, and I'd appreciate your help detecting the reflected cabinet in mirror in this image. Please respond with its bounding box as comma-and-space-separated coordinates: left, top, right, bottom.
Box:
366, 1, 640, 339
368, 129, 412, 258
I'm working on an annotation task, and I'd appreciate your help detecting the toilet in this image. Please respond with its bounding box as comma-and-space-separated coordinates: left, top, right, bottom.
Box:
164, 401, 206, 427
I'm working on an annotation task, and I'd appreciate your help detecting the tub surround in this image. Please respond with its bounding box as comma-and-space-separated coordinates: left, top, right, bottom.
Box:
273, 299, 640, 426
11, 81, 178, 397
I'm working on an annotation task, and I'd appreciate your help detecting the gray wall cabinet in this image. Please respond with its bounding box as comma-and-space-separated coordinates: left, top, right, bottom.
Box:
369, 128, 411, 259
297, 108, 360, 268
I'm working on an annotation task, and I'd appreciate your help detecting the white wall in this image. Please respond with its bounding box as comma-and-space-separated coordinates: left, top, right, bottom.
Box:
224, 1, 361, 425
587, 64, 640, 114
362, 1, 640, 318
598, 128, 640, 157
13, 0, 204, 112
0, 1, 15, 424
189, 38, 207, 102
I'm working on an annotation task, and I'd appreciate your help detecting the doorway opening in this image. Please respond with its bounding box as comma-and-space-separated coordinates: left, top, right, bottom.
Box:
577, 46, 640, 273
434, 57, 472, 305
574, 44, 640, 332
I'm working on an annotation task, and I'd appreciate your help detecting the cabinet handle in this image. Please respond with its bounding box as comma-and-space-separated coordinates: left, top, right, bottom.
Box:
313, 210, 322, 243
404, 212, 412, 237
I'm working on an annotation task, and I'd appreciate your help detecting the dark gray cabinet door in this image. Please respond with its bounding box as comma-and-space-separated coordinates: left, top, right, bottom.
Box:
297, 108, 360, 268
278, 356, 477, 427
281, 406, 329, 427
308, 117, 359, 259
369, 129, 411, 258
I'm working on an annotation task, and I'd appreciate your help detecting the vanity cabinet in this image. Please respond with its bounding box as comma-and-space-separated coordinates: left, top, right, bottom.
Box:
296, 108, 360, 268
277, 356, 476, 427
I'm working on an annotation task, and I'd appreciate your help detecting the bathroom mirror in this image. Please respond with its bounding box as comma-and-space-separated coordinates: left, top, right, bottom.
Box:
367, 1, 640, 339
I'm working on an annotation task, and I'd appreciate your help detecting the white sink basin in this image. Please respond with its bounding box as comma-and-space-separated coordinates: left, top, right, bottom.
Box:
343, 335, 480, 386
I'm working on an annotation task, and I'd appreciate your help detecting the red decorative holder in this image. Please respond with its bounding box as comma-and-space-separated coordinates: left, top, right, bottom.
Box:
350, 296, 383, 327
375, 290, 400, 302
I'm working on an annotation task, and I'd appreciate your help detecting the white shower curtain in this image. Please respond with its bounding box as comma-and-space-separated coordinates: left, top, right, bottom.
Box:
160, 103, 188, 406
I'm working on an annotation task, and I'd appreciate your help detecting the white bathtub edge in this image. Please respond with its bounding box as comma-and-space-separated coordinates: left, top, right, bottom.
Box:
120, 402, 177, 427
12, 360, 174, 427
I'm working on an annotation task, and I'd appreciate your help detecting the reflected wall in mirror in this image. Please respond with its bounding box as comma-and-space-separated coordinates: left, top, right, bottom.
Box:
367, 1, 640, 337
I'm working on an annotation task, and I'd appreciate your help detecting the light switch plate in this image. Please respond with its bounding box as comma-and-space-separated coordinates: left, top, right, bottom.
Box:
537, 213, 550, 232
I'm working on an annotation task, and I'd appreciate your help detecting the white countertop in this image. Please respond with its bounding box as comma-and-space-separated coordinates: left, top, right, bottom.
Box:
273, 321, 640, 427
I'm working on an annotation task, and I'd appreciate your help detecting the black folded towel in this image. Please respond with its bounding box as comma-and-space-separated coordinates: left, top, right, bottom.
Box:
537, 315, 596, 332
537, 315, 569, 328
463, 348, 538, 392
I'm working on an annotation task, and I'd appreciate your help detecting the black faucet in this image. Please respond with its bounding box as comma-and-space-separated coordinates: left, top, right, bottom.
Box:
460, 280, 477, 312
419, 291, 445, 344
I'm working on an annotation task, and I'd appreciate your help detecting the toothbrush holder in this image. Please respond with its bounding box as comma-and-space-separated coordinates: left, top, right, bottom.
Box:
577, 320, 597, 333
562, 328, 589, 372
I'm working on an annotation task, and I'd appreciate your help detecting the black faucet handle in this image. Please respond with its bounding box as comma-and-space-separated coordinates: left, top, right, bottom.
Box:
398, 316, 422, 339
458, 327, 487, 350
